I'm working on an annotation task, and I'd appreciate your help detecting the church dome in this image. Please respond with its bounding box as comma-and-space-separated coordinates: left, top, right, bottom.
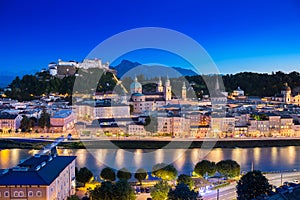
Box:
130, 81, 142, 90
130, 77, 142, 94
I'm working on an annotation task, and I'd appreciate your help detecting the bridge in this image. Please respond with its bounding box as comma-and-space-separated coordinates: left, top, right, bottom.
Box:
36, 136, 65, 156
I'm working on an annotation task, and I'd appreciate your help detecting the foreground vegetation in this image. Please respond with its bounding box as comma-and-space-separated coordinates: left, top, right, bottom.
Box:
75, 162, 273, 200
73, 159, 240, 200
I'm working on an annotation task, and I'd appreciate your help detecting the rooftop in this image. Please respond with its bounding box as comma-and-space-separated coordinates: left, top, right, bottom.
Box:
52, 109, 73, 118
0, 155, 76, 185
0, 114, 18, 119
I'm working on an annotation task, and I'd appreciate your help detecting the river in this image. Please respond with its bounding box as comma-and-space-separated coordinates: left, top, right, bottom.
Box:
0, 146, 299, 179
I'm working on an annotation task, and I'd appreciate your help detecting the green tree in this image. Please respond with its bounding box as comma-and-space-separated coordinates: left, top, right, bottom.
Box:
67, 195, 81, 200
112, 180, 135, 200
134, 168, 148, 185
152, 163, 178, 181
28, 117, 36, 130
237, 170, 271, 200
194, 160, 216, 177
38, 109, 50, 129
216, 160, 240, 178
100, 167, 116, 182
21, 116, 36, 132
150, 180, 170, 200
20, 115, 29, 132
168, 183, 198, 200
91, 181, 114, 200
117, 167, 132, 181
177, 174, 194, 189
76, 167, 93, 186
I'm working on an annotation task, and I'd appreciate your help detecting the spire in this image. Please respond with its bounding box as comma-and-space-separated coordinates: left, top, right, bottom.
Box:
158, 76, 162, 86
182, 81, 187, 100
215, 77, 220, 90
182, 81, 186, 88
165, 76, 170, 87
134, 75, 138, 82
157, 76, 163, 92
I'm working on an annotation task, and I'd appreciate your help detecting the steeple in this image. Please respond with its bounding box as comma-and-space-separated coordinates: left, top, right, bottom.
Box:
157, 76, 163, 92
215, 77, 220, 91
182, 81, 187, 100
164, 76, 172, 101
281, 82, 292, 104
165, 76, 170, 87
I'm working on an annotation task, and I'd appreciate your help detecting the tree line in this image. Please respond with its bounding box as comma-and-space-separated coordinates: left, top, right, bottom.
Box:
73, 159, 240, 200
72, 167, 273, 200
5, 69, 116, 101
5, 70, 300, 101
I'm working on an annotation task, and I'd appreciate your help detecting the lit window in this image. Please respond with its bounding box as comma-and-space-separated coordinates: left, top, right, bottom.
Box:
14, 191, 18, 197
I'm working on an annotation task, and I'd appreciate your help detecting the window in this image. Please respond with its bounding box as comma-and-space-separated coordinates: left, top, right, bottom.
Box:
14, 191, 19, 197
36, 191, 42, 197
4, 191, 9, 197
19, 191, 24, 197
28, 191, 33, 197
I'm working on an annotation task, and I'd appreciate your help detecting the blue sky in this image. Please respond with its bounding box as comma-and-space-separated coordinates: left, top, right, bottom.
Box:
1, 0, 300, 75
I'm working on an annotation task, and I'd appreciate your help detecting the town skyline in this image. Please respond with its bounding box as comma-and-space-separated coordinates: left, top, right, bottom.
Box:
2, 1, 300, 199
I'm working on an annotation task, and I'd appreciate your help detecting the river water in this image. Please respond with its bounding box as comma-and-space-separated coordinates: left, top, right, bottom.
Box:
0, 146, 299, 179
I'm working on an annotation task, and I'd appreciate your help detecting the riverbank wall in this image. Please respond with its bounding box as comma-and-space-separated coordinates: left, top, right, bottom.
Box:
2, 138, 300, 149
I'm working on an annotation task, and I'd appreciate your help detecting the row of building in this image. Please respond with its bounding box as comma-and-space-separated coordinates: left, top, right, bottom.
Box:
0, 98, 76, 133
3, 68, 300, 138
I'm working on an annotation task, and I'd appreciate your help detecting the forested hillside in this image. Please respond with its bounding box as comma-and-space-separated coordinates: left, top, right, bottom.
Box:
5, 70, 300, 101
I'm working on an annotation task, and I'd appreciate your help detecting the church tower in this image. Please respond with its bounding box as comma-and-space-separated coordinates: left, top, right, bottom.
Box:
281, 82, 292, 104
157, 77, 163, 92
182, 82, 187, 100
164, 76, 172, 101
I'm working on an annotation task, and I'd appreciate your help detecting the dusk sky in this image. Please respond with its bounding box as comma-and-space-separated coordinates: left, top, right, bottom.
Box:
1, 0, 300, 75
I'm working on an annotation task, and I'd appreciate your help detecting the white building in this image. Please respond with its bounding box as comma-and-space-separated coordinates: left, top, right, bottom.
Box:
0, 154, 76, 200
127, 123, 146, 135
232, 86, 245, 97
157, 116, 190, 137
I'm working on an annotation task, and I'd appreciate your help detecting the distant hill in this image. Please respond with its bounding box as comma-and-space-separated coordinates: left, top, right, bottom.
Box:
112, 59, 197, 78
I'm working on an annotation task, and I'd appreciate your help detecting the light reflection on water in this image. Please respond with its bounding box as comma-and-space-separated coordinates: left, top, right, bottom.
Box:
1, 147, 300, 178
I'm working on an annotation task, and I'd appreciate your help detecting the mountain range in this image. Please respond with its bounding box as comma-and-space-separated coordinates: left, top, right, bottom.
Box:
112, 60, 197, 78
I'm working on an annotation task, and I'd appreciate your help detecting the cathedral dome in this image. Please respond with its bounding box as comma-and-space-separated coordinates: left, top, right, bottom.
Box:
130, 77, 142, 94
130, 81, 142, 90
